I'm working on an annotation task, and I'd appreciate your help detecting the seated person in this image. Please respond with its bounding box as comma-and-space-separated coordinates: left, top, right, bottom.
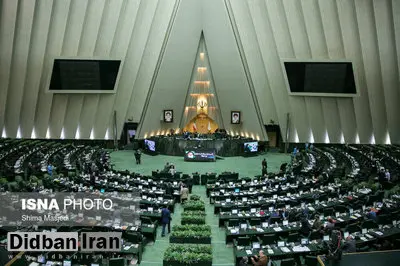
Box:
312, 215, 323, 230
251, 250, 268, 266
366, 208, 378, 221
342, 235, 356, 253
280, 208, 289, 220
299, 218, 312, 237
238, 257, 248, 266
324, 218, 336, 232
268, 210, 280, 224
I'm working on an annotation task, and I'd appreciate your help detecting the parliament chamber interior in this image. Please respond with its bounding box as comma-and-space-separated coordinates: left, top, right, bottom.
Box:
1, 0, 400, 266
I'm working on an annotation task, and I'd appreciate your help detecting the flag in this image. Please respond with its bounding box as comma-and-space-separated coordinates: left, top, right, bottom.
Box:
193, 121, 197, 131
207, 121, 211, 131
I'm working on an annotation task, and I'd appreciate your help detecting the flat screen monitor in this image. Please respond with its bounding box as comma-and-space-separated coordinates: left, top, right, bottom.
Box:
252, 242, 260, 249
63, 261, 71, 266
234, 188, 240, 193
244, 142, 258, 153
49, 59, 121, 93
277, 241, 285, 247
109, 258, 125, 266
144, 139, 156, 152
283, 61, 357, 96
301, 238, 309, 245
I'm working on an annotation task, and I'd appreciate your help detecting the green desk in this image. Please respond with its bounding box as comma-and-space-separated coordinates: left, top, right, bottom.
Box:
234, 244, 323, 265
226, 225, 301, 244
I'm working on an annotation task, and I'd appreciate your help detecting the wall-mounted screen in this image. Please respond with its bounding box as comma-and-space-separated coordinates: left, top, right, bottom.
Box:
49, 59, 121, 93
144, 139, 156, 152
244, 142, 258, 153
283, 62, 357, 96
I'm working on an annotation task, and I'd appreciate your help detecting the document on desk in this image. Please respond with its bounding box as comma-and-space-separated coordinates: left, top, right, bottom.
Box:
293, 246, 310, 252
267, 249, 274, 254
338, 218, 344, 222
360, 237, 368, 241
308, 207, 315, 211
374, 231, 383, 236
238, 214, 243, 217
281, 247, 291, 253
273, 227, 282, 232
246, 250, 252, 255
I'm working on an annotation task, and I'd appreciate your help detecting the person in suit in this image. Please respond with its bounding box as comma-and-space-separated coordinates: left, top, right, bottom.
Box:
342, 236, 356, 253
251, 250, 268, 266
180, 185, 189, 204
262, 159, 267, 176
299, 218, 312, 237
161, 205, 172, 237
313, 215, 323, 230
280, 208, 289, 220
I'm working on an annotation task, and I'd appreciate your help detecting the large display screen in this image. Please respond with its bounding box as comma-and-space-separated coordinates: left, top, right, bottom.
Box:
49, 59, 121, 92
244, 142, 258, 153
184, 149, 216, 162
144, 139, 156, 152
284, 62, 356, 95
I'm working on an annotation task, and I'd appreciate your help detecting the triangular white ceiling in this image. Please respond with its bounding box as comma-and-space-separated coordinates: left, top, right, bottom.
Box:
137, 0, 268, 140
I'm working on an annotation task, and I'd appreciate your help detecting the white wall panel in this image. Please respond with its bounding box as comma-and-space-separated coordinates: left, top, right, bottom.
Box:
4, 0, 35, 138
282, 0, 313, 142
373, 0, 400, 144
115, 0, 166, 138
300, 0, 327, 143
230, 0, 278, 126
0, 0, 18, 136
94, 0, 140, 139
49, 0, 89, 139
33, 0, 71, 138
263, 0, 297, 142
336, 0, 373, 144
19, 0, 53, 138
137, 0, 201, 137
355, 0, 387, 144
78, 0, 124, 139
319, 0, 355, 143
75, 0, 107, 139
195, 0, 266, 139
59, 0, 89, 139
0, 0, 398, 143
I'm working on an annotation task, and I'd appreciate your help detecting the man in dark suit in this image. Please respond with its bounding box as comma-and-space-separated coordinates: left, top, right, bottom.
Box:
161, 205, 171, 237
342, 236, 356, 253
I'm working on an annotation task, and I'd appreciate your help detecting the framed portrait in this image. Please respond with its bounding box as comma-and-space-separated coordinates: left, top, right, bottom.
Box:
163, 110, 173, 123
231, 111, 241, 124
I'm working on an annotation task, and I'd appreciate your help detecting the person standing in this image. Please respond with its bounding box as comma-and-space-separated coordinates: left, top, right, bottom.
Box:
262, 158, 267, 176
180, 185, 189, 204
161, 205, 171, 237
134, 149, 142, 164
251, 250, 268, 266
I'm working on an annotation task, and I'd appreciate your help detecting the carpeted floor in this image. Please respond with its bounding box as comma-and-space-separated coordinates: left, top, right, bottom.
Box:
110, 151, 290, 266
